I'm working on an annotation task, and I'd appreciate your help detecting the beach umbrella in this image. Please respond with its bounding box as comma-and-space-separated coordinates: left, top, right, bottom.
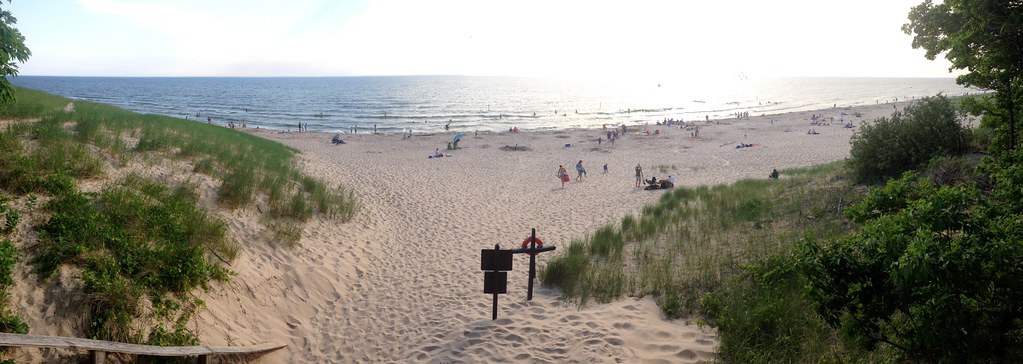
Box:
453, 132, 465, 142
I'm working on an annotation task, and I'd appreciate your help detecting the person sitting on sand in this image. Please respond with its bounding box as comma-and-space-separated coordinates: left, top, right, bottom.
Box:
770, 169, 779, 179
332, 133, 345, 144
432, 148, 444, 158
647, 176, 658, 186
668, 175, 677, 185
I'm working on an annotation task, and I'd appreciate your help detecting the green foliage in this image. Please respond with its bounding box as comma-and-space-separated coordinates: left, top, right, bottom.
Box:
0, 115, 91, 195
31, 175, 232, 342
587, 226, 622, 257
848, 95, 969, 184
542, 162, 871, 360
904, 0, 1023, 150
921, 155, 990, 189
0, 312, 26, 334
146, 298, 199, 347
701, 254, 853, 363
0, 1, 31, 104
0, 198, 16, 235
802, 171, 1023, 362
0, 239, 27, 335
985, 148, 1023, 214
0, 239, 15, 289
0, 88, 64, 118
539, 242, 589, 298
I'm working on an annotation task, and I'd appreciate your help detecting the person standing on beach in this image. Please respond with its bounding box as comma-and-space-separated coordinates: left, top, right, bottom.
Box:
635, 164, 643, 187
575, 160, 587, 181
557, 165, 569, 188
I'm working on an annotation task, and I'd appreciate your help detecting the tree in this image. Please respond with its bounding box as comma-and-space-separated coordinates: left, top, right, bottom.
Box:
847, 95, 969, 184
802, 172, 1023, 362
903, 0, 1023, 151
0, 1, 29, 103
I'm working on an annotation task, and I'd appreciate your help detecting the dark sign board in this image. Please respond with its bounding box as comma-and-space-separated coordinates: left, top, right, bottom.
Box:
481, 249, 513, 271
483, 271, 508, 294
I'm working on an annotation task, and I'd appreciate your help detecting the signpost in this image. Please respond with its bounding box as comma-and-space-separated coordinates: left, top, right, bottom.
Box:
480, 245, 513, 320
480, 228, 556, 320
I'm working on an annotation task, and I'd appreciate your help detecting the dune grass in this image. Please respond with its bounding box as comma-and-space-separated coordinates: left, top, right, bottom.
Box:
541, 161, 869, 361
0, 197, 27, 340
542, 162, 858, 306
1, 88, 358, 223
0, 87, 360, 345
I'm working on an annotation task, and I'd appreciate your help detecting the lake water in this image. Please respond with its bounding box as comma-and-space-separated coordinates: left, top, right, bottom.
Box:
11, 75, 978, 134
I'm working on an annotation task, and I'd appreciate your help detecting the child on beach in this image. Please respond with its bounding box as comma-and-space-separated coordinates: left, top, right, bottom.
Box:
635, 164, 643, 187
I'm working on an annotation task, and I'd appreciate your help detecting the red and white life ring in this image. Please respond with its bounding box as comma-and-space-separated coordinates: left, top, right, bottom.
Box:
521, 237, 544, 255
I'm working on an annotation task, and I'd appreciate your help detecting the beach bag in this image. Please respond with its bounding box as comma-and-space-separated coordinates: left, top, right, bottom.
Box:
561, 174, 570, 182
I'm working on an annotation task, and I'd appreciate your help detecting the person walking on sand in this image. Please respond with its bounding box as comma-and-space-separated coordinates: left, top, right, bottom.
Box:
557, 165, 569, 188
635, 164, 643, 187
575, 160, 587, 181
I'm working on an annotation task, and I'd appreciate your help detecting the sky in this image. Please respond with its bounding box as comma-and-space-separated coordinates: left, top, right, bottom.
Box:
8, 0, 960, 79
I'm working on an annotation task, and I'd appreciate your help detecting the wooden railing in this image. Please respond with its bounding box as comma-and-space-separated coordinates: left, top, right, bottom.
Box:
0, 333, 285, 364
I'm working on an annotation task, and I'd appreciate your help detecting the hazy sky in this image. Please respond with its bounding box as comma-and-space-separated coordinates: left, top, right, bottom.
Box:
9, 0, 959, 79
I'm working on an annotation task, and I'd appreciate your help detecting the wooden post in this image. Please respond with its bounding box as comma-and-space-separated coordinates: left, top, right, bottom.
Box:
90, 350, 106, 364
198, 354, 211, 364
527, 228, 536, 301
492, 291, 499, 320
492, 244, 500, 320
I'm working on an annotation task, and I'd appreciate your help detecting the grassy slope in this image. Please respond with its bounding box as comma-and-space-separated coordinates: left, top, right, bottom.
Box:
540, 161, 895, 362
0, 88, 358, 349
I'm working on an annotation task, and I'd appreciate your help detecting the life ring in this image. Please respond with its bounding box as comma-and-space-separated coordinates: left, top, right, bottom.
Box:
522, 237, 544, 254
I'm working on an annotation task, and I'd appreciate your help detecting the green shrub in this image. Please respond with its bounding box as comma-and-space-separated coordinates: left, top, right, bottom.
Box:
802, 172, 1023, 362
32, 175, 232, 341
0, 239, 27, 335
971, 125, 995, 151
848, 95, 969, 184
0, 312, 27, 334
0, 240, 15, 290
0, 201, 17, 236
702, 255, 828, 363
922, 155, 989, 188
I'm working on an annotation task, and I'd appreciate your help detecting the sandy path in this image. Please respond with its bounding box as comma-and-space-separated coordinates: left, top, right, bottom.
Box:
202, 102, 904, 363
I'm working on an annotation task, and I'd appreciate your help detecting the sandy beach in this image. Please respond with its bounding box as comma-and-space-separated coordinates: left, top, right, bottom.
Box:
11, 101, 912, 363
